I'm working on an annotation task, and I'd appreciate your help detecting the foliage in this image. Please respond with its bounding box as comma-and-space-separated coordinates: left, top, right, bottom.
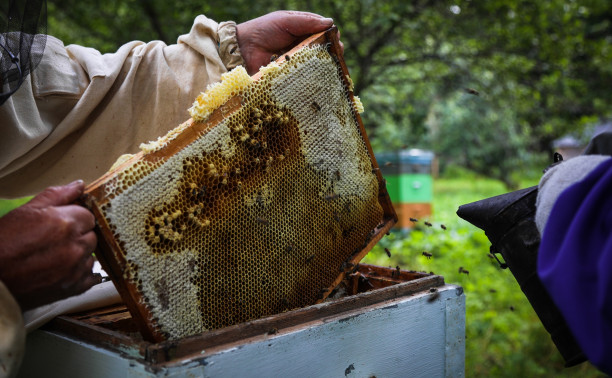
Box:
46, 0, 612, 187
363, 174, 604, 377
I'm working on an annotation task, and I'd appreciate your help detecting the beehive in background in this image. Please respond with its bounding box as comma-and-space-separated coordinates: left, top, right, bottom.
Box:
83, 29, 396, 342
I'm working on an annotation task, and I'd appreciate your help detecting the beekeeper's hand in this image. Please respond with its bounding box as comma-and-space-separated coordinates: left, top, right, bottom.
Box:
0, 180, 100, 310
237, 11, 343, 75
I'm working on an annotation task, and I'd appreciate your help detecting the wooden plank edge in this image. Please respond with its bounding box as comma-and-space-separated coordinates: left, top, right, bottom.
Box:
145, 274, 444, 365
87, 200, 163, 343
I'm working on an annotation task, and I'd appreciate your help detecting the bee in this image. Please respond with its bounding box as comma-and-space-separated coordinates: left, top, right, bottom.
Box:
285, 243, 294, 253
281, 297, 290, 308
427, 291, 441, 303
410, 217, 419, 223
270, 54, 278, 62
359, 273, 374, 288
320, 287, 330, 294
268, 327, 278, 335
458, 267, 470, 275
285, 54, 291, 62
464, 87, 479, 96
334, 170, 341, 180
324, 193, 339, 201
422, 251, 433, 259
440, 224, 447, 230
384, 248, 391, 257
310, 101, 321, 112
196, 185, 207, 199
424, 221, 432, 227
345, 364, 355, 376
333, 212, 340, 222
392, 265, 401, 279
306, 254, 315, 263
509, 306, 515, 312
256, 216, 269, 225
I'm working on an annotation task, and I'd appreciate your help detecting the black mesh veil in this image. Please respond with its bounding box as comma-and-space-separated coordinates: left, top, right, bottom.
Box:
0, 0, 47, 105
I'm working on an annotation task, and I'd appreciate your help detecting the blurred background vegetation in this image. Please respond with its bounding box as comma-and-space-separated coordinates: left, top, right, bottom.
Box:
2, 0, 611, 376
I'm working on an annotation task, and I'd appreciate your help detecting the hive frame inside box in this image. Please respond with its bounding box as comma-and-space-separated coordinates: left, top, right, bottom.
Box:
82, 28, 396, 342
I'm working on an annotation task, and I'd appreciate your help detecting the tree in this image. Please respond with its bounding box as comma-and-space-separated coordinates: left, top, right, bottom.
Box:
47, 0, 612, 187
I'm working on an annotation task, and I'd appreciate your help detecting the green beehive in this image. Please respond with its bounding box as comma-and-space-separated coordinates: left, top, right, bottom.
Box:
376, 149, 434, 229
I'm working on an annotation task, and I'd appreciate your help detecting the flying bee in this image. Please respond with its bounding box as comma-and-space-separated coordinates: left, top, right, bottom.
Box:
424, 221, 432, 227
509, 306, 515, 312
422, 251, 433, 259
489, 289, 497, 293
458, 267, 469, 276
464, 87, 479, 96
441, 224, 447, 230
384, 161, 393, 167
384, 248, 391, 258
256, 216, 269, 225
410, 217, 419, 223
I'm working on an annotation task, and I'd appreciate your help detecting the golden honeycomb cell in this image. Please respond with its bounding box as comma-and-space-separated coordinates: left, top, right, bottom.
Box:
83, 29, 395, 342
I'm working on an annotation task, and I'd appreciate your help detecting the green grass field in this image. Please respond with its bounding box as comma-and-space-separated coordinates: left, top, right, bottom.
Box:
0, 175, 605, 376
363, 175, 605, 377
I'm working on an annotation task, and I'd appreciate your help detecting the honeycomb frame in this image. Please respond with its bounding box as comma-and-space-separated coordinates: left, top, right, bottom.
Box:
82, 28, 396, 342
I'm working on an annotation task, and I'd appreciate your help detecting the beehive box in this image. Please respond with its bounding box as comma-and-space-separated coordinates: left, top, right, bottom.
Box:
18, 266, 465, 377
81, 28, 396, 342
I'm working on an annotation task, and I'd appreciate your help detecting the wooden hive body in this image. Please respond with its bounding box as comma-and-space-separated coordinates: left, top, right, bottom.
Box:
83, 28, 396, 342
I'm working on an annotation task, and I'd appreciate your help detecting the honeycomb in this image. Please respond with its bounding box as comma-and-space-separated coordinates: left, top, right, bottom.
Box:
84, 30, 394, 341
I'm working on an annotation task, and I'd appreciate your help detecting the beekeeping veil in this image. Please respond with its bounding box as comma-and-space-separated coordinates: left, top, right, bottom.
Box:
0, 0, 47, 105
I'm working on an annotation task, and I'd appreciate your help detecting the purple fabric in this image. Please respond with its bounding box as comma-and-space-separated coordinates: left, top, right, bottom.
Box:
538, 158, 612, 374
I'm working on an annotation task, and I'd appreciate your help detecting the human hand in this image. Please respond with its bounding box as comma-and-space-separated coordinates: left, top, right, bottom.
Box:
0, 180, 100, 310
236, 11, 343, 75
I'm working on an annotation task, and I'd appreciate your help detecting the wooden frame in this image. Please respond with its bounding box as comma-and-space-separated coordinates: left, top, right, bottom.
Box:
81, 28, 397, 342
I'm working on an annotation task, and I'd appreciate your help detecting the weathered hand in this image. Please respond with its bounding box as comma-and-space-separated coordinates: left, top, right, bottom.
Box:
0, 180, 100, 310
236, 11, 343, 75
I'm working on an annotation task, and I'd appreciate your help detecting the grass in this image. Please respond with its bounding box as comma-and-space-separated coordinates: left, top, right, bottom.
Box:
363, 174, 605, 377
0, 197, 31, 217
